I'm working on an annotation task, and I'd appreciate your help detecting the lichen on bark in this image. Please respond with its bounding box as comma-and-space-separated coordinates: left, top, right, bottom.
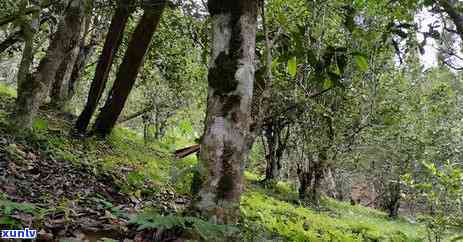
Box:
193, 0, 258, 225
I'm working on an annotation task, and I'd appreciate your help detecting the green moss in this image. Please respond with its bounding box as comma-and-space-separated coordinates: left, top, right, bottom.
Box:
241, 191, 425, 242
0, 83, 17, 98
241, 173, 426, 241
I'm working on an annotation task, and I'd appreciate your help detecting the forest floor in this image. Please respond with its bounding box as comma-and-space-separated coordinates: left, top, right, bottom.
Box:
0, 83, 454, 241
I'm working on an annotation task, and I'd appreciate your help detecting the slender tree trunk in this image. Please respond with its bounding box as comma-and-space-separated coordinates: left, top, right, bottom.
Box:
15, 7, 39, 111
15, 0, 88, 129
262, 123, 290, 184
380, 180, 401, 218
297, 166, 311, 199
117, 105, 155, 124
324, 166, 338, 199
74, 0, 133, 134
263, 124, 277, 182
297, 153, 326, 206
244, 0, 273, 153
308, 159, 324, 205
193, 0, 258, 224
92, 2, 167, 136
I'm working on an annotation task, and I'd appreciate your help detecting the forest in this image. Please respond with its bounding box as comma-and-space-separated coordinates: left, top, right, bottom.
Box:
0, 0, 463, 241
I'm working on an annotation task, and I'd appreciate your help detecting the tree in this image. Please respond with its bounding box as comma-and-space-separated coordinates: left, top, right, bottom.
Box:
74, 0, 134, 134
92, 0, 167, 136
50, 13, 106, 110
192, 0, 258, 224
15, 0, 89, 129
15, 1, 40, 112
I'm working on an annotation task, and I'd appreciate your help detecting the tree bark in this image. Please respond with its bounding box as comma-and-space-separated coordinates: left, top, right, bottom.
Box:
74, 0, 133, 134
193, 0, 258, 224
92, 1, 167, 136
0, 30, 23, 54
49, 42, 80, 109
15, 0, 88, 129
438, 0, 463, 39
262, 121, 290, 184
15, 8, 39, 111
297, 151, 326, 206
50, 13, 99, 110
117, 105, 155, 124
67, 17, 105, 103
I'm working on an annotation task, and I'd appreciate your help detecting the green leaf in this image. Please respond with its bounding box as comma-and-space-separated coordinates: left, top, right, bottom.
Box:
354, 55, 369, 71
287, 57, 297, 77
323, 79, 334, 90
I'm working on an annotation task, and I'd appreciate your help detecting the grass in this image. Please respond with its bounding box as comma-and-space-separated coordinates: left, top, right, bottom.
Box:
0, 82, 453, 241
0, 83, 16, 98
241, 173, 426, 242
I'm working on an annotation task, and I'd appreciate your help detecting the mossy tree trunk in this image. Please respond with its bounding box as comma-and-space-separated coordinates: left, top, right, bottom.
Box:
15, 1, 40, 113
15, 0, 89, 129
74, 0, 133, 134
92, 1, 167, 136
193, 0, 258, 224
49, 42, 81, 110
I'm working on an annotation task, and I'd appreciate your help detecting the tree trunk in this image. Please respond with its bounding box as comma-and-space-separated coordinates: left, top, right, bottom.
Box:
297, 154, 326, 205
0, 30, 23, 54
15, 0, 88, 129
74, 0, 133, 134
297, 167, 311, 200
50, 14, 103, 109
308, 159, 324, 206
193, 0, 258, 224
324, 166, 338, 199
117, 105, 155, 124
92, 2, 167, 136
438, 0, 463, 39
380, 180, 401, 218
49, 43, 80, 110
15, 9, 39, 113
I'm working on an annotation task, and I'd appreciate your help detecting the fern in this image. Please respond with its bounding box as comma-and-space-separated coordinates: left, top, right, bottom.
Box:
129, 211, 238, 240
0, 199, 36, 215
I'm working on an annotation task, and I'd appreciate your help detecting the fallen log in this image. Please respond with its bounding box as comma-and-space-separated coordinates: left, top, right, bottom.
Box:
174, 144, 200, 159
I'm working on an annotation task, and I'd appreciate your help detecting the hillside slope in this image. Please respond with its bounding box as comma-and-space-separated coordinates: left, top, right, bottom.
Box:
0, 84, 438, 241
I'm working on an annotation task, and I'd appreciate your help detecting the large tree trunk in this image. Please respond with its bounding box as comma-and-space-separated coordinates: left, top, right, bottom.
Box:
74, 0, 133, 134
50, 13, 102, 110
438, 0, 463, 39
193, 0, 258, 224
15, 0, 88, 129
49, 43, 81, 110
92, 1, 166, 136
68, 21, 105, 103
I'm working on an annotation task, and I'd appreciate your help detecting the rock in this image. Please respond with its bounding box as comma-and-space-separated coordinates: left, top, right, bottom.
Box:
38, 229, 54, 240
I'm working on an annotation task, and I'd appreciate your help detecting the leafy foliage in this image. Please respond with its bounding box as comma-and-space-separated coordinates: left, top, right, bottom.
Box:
129, 210, 238, 240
